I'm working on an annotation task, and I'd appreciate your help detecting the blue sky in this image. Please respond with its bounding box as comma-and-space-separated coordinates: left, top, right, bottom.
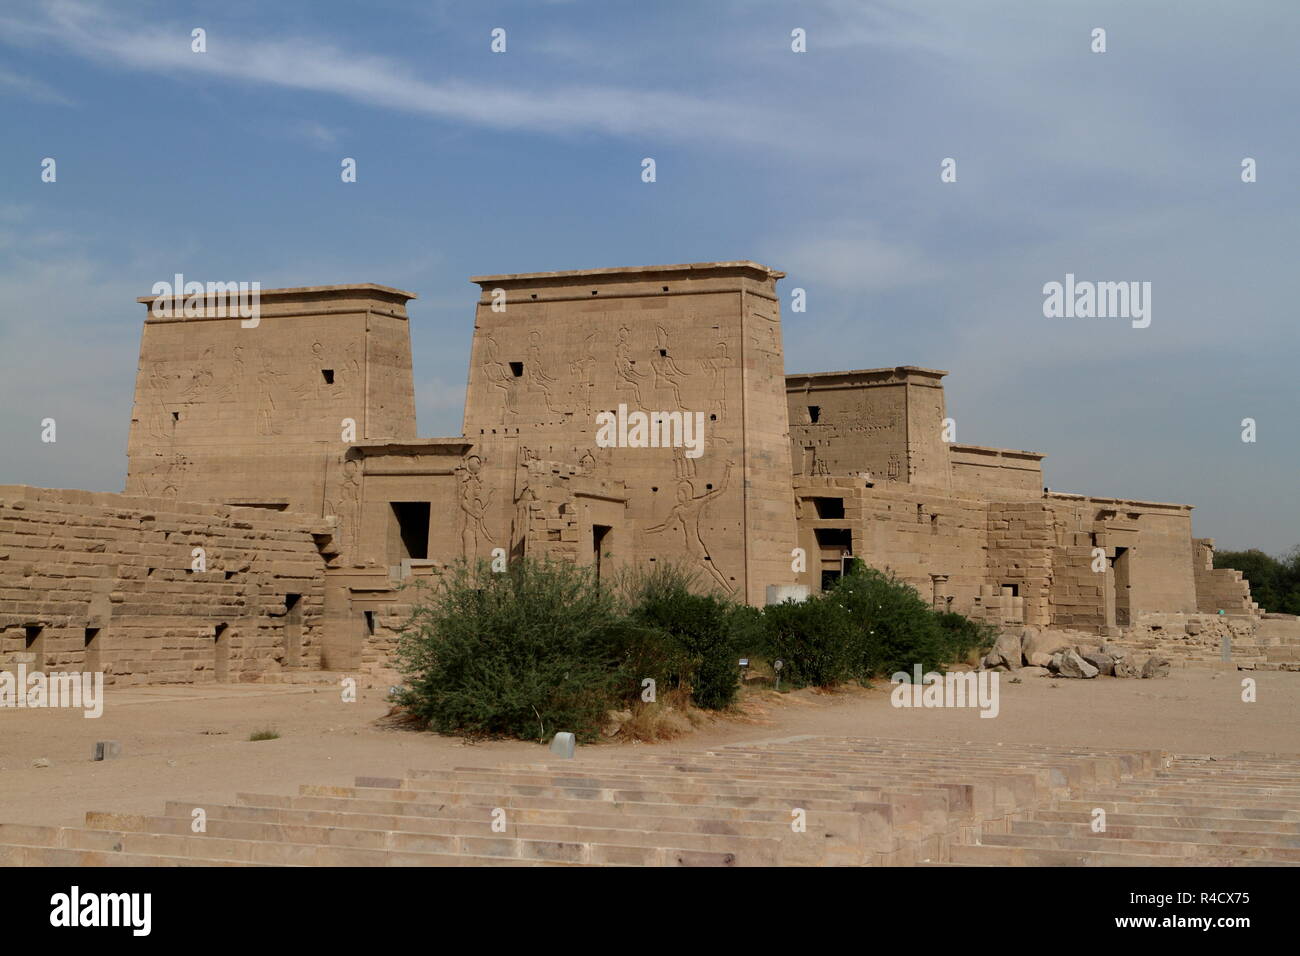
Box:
1, 0, 1296, 552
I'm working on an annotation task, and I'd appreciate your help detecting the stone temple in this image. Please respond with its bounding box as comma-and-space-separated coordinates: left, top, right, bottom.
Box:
0, 262, 1264, 684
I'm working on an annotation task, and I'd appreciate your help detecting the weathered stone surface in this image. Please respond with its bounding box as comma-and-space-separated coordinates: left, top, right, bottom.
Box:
985, 630, 1024, 670
92, 741, 122, 761
1082, 651, 1115, 676
1053, 649, 1099, 679
1141, 657, 1171, 679
1023, 629, 1075, 663
549, 732, 576, 759
1114, 657, 1140, 678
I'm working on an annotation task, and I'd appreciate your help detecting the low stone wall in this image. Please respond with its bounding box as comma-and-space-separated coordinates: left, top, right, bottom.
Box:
0, 485, 329, 685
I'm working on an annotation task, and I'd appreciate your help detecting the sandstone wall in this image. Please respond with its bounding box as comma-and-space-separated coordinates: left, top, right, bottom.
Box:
124, 284, 418, 566
462, 263, 797, 605
1192, 538, 1260, 616
0, 486, 328, 685
793, 476, 989, 612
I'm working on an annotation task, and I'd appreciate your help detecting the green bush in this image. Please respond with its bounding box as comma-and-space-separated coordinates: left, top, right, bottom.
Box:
761, 594, 857, 688
935, 611, 998, 662
829, 567, 949, 676
394, 558, 643, 743
1215, 546, 1300, 615
623, 565, 741, 710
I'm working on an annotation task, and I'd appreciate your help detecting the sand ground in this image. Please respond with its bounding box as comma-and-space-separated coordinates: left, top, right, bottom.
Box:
1, 669, 1296, 828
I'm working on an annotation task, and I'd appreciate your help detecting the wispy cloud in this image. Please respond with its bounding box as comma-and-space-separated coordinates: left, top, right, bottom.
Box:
0, 63, 72, 104
0, 0, 781, 145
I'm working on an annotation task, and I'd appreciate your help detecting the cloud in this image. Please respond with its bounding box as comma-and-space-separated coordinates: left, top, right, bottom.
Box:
0, 64, 72, 104
0, 0, 782, 146
763, 233, 940, 294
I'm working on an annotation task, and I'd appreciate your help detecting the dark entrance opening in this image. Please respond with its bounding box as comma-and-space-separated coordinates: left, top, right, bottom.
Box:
284, 594, 303, 666
390, 502, 430, 560
592, 524, 613, 584
811, 497, 845, 519
84, 627, 102, 672
214, 623, 230, 682
25, 626, 44, 672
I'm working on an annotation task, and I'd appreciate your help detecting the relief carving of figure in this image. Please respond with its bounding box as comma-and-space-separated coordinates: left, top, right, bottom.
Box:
526, 330, 561, 412
329, 458, 362, 558
255, 353, 285, 436
645, 460, 735, 593
699, 340, 731, 421
480, 335, 519, 415
144, 363, 173, 440
458, 454, 496, 558
650, 325, 690, 409
569, 332, 598, 414
614, 325, 648, 407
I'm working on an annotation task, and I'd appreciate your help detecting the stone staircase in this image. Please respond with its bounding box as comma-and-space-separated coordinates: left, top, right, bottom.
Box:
2, 738, 1296, 866
946, 753, 1300, 865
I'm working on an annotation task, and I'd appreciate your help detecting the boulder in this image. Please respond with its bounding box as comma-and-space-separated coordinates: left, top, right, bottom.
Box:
1023, 628, 1075, 663
1053, 649, 1099, 679
1019, 666, 1050, 678
1141, 657, 1171, 679
986, 630, 1024, 670
1081, 651, 1115, 676
1114, 657, 1140, 678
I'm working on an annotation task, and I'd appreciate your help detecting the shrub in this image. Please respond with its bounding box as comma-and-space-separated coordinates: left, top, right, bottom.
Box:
249, 728, 279, 741
761, 594, 858, 688
829, 567, 949, 676
394, 558, 644, 743
623, 565, 741, 710
935, 611, 998, 662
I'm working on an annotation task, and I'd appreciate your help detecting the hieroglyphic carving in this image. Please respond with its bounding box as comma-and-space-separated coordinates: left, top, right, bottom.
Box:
181, 347, 215, 402
526, 330, 560, 412
614, 325, 648, 407
569, 332, 598, 414
651, 325, 690, 409
144, 363, 174, 440
480, 335, 519, 415
672, 446, 697, 479
327, 457, 362, 558
255, 354, 285, 436
645, 460, 735, 592
699, 340, 732, 421
457, 453, 496, 558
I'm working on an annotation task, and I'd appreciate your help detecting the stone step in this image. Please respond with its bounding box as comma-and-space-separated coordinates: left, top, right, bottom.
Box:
163, 799, 872, 864
978, 831, 1300, 863
398, 765, 1029, 816
1034, 809, 1300, 834
1055, 798, 1300, 822
87, 810, 780, 866
63, 816, 601, 866
948, 843, 1258, 867
1009, 818, 1300, 849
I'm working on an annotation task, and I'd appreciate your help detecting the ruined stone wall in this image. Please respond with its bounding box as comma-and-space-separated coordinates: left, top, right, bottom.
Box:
0, 486, 328, 685
986, 502, 1054, 627
1192, 538, 1259, 616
